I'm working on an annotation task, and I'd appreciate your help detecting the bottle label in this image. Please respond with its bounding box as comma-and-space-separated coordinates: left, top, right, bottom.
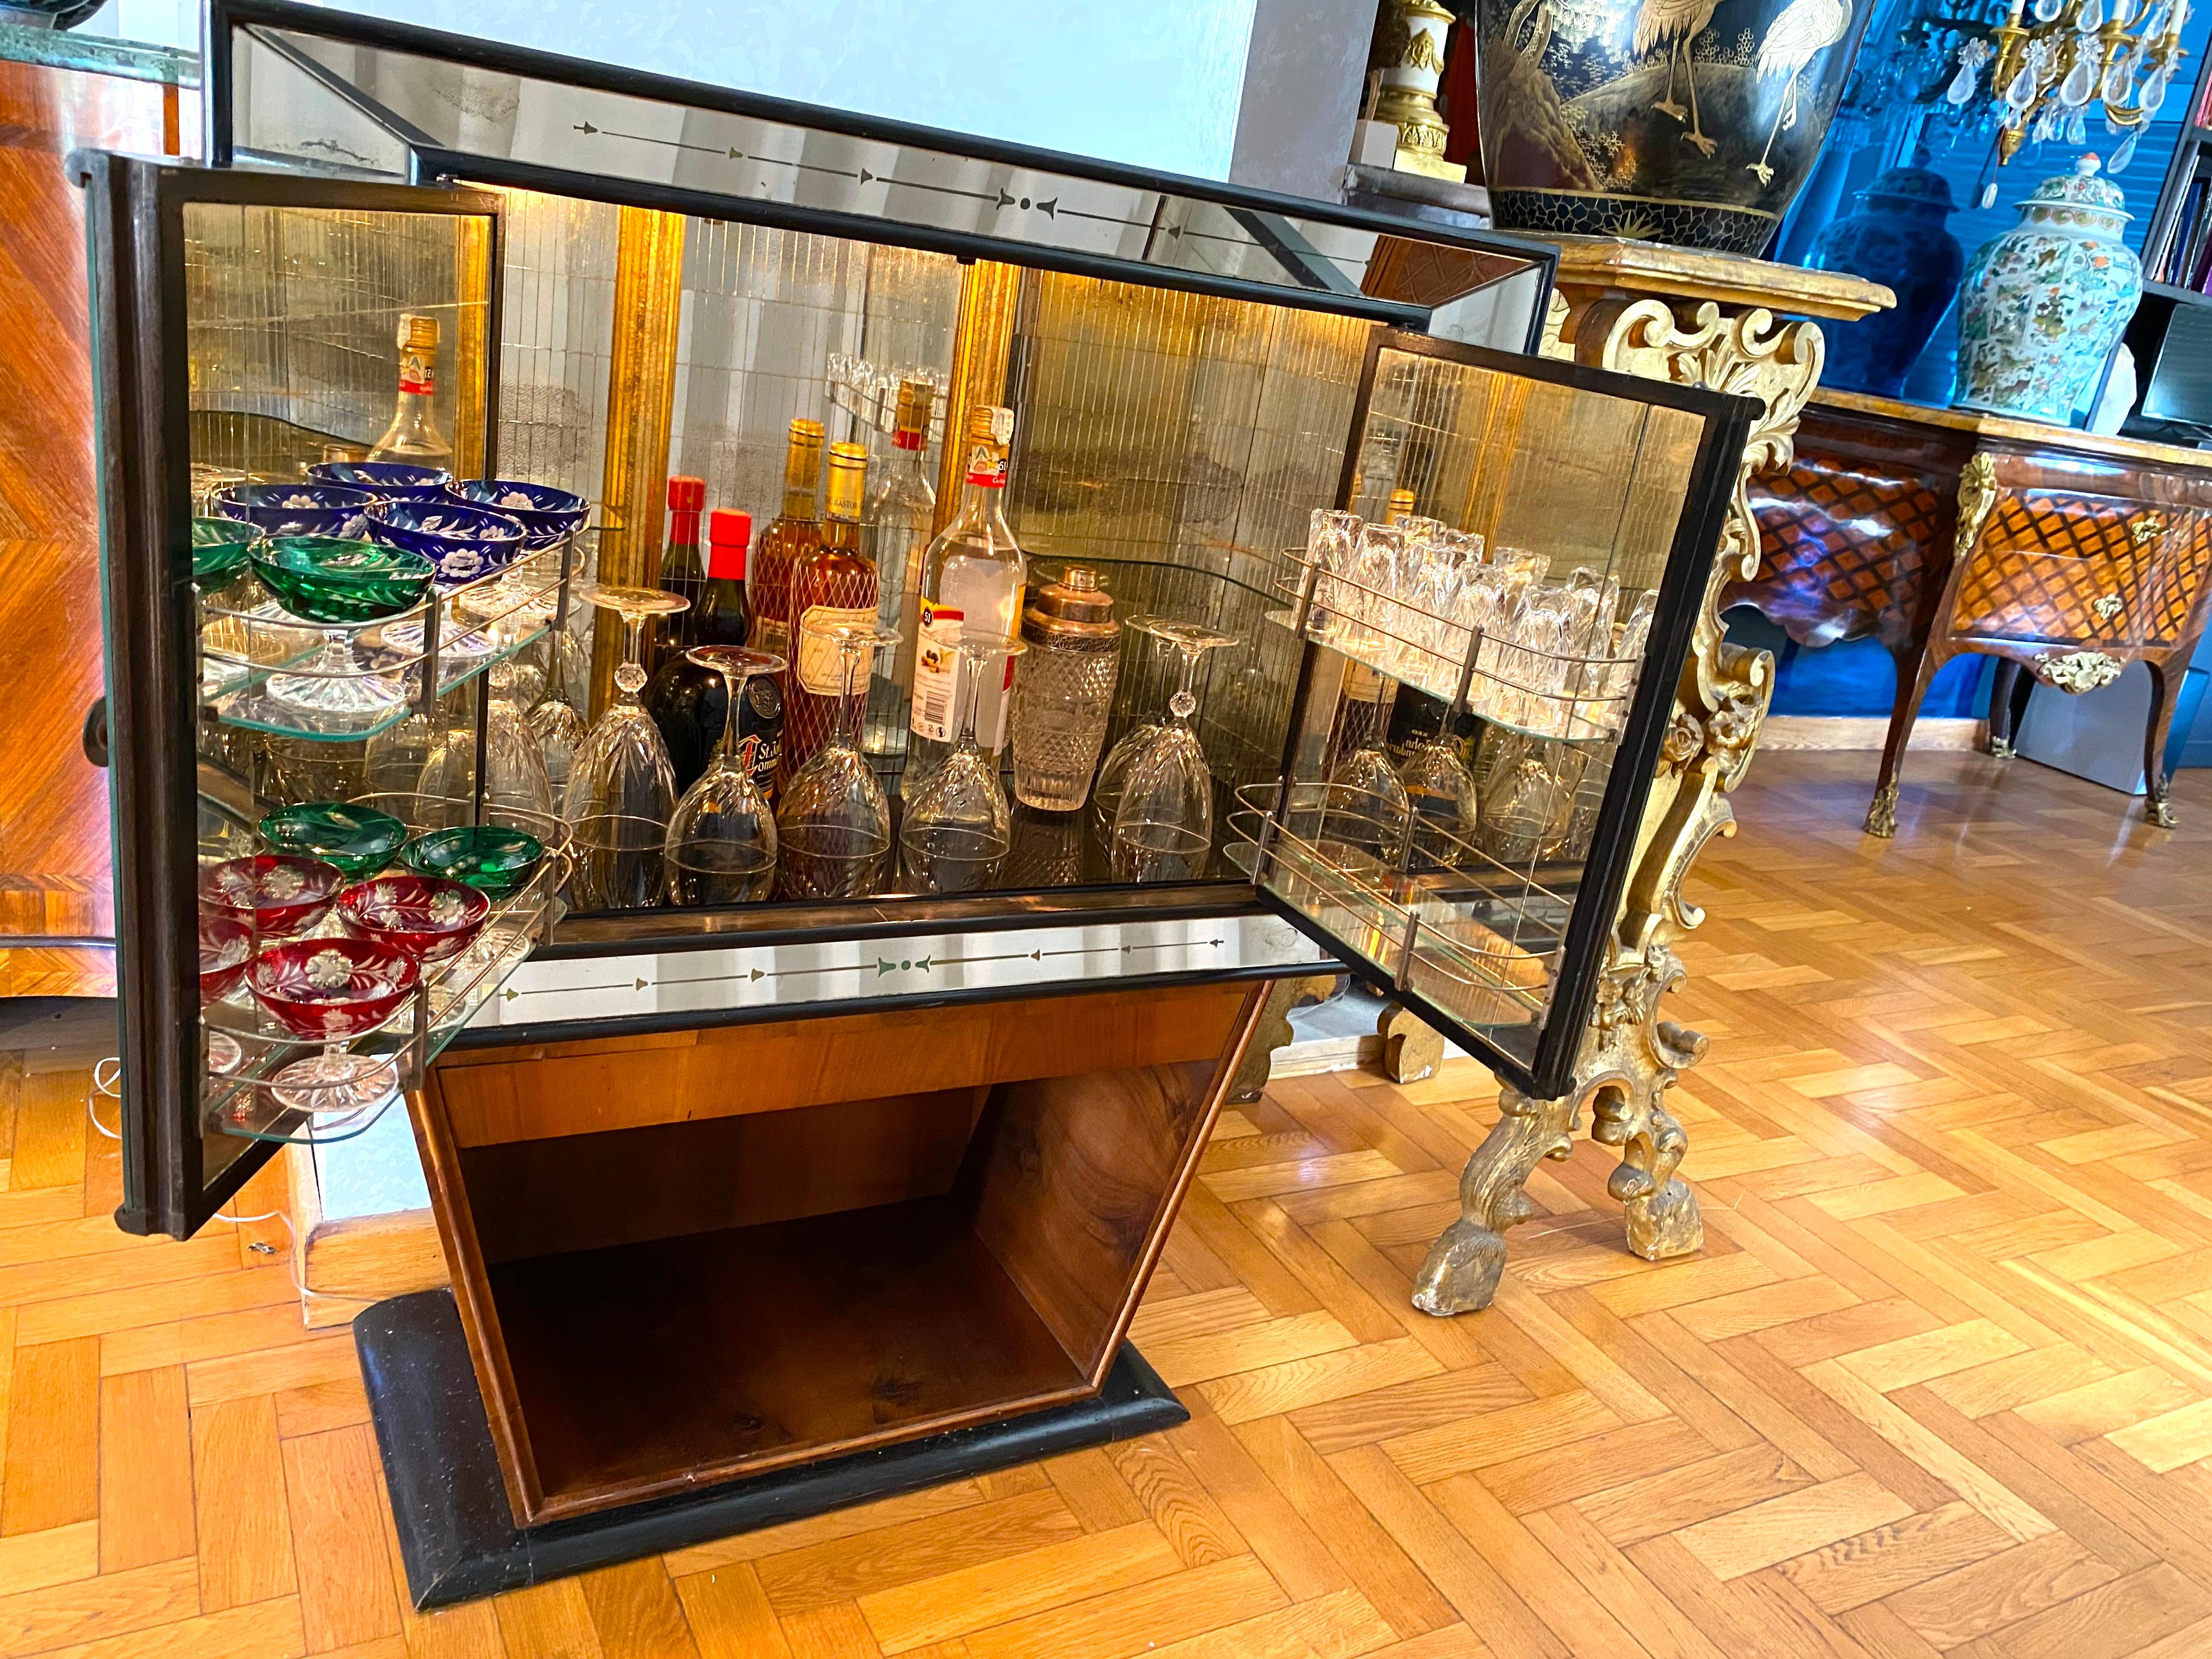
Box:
964, 444, 1008, 488
736, 674, 783, 803
795, 605, 878, 696
910, 599, 966, 742
398, 346, 434, 397
754, 616, 789, 664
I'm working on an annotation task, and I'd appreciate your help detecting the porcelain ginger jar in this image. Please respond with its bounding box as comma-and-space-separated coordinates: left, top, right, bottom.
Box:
1954, 153, 2142, 426
1809, 149, 1963, 398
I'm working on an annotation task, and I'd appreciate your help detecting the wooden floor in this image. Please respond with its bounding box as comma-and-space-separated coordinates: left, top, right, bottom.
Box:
5, 749, 2212, 1658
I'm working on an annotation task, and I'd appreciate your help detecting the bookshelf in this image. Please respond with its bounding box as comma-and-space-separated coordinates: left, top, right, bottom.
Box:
2143, 63, 2212, 290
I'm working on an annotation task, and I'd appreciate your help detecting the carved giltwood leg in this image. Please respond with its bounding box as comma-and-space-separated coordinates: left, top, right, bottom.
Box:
1412, 1086, 1575, 1315
1419, 291, 1832, 1312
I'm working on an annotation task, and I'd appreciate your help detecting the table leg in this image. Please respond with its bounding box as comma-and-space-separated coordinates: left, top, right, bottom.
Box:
1867, 647, 1942, 837
1987, 659, 2026, 759
2144, 658, 2180, 830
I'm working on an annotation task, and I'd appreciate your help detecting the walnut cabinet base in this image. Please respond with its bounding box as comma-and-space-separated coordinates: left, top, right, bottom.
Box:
359, 1287, 1186, 1608
380, 979, 1266, 1592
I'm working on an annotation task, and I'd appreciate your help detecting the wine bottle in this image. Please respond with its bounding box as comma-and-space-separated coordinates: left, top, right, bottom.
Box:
908, 405, 1025, 784
656, 474, 708, 667
646, 509, 780, 799
781, 442, 878, 788
368, 314, 452, 465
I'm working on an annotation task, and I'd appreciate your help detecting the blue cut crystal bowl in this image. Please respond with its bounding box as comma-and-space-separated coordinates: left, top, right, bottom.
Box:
446, 479, 590, 549
211, 483, 374, 539
365, 499, 528, 586
307, 460, 454, 503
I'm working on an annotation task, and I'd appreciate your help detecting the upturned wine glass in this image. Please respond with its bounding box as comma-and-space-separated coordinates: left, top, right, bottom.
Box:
563, 584, 688, 910
664, 646, 786, 905
776, 619, 899, 900
1401, 729, 1480, 873
415, 662, 556, 832
1109, 616, 1239, 884
901, 633, 1026, 894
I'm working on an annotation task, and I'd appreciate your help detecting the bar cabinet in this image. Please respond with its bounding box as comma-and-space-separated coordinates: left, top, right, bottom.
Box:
87, 0, 1754, 1603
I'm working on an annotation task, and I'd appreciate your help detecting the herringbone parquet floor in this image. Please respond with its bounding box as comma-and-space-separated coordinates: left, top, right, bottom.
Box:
2, 748, 2211, 1658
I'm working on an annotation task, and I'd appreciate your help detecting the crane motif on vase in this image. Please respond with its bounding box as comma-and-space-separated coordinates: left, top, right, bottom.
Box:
1635, 0, 1724, 155
1747, 0, 1854, 184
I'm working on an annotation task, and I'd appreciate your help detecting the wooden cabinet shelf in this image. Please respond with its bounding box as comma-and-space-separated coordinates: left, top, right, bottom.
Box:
407, 981, 1266, 1527
490, 1198, 1090, 1514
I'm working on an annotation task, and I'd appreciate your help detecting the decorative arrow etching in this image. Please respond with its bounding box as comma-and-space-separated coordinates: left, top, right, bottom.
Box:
857, 167, 1010, 206
572, 122, 861, 178
500, 935, 1229, 1003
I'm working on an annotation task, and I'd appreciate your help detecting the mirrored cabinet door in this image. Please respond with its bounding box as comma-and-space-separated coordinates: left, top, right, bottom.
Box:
1243, 332, 1754, 1098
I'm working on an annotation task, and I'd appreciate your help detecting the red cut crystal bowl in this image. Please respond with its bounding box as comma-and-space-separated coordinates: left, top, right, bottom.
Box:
246, 938, 420, 1042
198, 912, 253, 1006
198, 854, 343, 938
337, 874, 490, 963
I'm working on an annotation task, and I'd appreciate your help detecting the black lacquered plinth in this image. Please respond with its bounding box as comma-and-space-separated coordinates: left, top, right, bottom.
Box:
357, 1288, 1187, 1609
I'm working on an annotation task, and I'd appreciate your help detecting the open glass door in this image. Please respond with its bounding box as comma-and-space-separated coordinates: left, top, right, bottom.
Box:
84, 154, 517, 1238
1238, 330, 1756, 1099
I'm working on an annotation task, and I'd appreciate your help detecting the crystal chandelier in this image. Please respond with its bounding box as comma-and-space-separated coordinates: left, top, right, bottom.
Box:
1945, 0, 2190, 166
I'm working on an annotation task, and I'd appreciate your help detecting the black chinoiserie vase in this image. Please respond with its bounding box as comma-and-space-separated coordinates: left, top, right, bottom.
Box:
1472, 0, 1875, 254
1807, 150, 1964, 397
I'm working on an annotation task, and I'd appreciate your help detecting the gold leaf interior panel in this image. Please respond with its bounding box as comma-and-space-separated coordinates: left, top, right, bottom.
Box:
1006, 273, 1369, 797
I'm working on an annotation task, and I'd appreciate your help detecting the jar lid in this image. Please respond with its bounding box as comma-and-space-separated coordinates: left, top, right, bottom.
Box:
1023, 564, 1119, 644
2027, 153, 2130, 218
1858, 147, 1954, 212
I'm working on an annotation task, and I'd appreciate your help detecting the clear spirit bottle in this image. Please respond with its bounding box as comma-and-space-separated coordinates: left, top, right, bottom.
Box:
368, 313, 452, 465
907, 405, 1025, 784
861, 378, 936, 756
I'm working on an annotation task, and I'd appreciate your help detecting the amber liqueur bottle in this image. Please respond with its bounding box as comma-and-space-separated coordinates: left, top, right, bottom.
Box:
779, 441, 878, 789
646, 509, 782, 800
751, 418, 824, 670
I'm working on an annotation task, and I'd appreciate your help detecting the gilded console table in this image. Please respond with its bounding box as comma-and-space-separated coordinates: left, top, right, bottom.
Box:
1733, 389, 2212, 836
1412, 242, 1890, 1313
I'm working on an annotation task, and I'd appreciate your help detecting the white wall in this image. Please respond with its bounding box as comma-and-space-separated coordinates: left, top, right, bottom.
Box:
84, 0, 1261, 181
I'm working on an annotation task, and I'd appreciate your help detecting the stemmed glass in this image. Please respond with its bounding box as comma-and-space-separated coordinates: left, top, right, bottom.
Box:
563, 585, 688, 910
415, 662, 556, 832
1109, 616, 1239, 884
901, 633, 1026, 894
777, 619, 899, 900
1401, 728, 1480, 872
664, 646, 786, 905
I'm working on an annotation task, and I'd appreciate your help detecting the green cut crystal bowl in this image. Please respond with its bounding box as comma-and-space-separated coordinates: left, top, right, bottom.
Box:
191, 517, 260, 585
258, 802, 409, 878
250, 535, 435, 625
399, 824, 545, 898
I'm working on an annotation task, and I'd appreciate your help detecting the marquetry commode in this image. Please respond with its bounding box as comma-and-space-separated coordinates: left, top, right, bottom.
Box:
1733, 388, 2212, 833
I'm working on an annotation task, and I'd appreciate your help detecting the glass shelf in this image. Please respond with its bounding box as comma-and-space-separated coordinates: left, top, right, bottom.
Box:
200, 832, 566, 1143
205, 546, 572, 743
1260, 603, 1627, 748
0, 20, 197, 86
1231, 780, 1571, 1037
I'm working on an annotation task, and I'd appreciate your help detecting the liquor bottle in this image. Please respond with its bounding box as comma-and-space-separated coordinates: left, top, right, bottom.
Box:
861, 378, 937, 756
368, 313, 452, 465
655, 474, 708, 667
751, 418, 823, 672
646, 509, 781, 799
908, 404, 1025, 783
780, 442, 878, 788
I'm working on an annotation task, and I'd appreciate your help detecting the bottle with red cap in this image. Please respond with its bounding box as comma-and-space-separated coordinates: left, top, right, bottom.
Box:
646, 506, 782, 804
653, 473, 708, 668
